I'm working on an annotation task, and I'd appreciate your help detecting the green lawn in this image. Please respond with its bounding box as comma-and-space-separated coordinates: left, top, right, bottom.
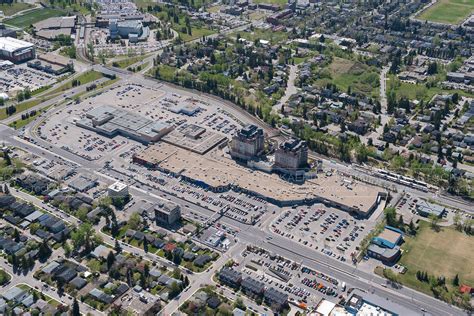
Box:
0, 3, 34, 16
315, 57, 380, 99
109, 55, 146, 69
180, 27, 215, 42
234, 28, 289, 45
388, 75, 474, 102
3, 8, 66, 28
8, 104, 53, 129
252, 0, 287, 6
44, 70, 104, 96
399, 221, 474, 286
0, 98, 42, 120
153, 8, 215, 42
418, 0, 474, 24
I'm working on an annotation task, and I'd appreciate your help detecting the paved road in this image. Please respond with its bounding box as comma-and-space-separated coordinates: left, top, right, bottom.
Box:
1, 76, 109, 125
159, 244, 247, 316
0, 231, 101, 315
272, 64, 298, 114
0, 50, 470, 315
2, 131, 467, 315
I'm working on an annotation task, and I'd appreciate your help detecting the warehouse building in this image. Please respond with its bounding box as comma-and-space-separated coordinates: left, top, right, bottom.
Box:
0, 37, 35, 63
230, 124, 265, 161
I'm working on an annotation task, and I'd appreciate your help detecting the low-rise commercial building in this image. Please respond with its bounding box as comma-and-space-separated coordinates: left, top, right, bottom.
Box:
107, 181, 129, 198
0, 37, 35, 63
372, 226, 403, 249
367, 244, 401, 264
76, 105, 173, 144
153, 200, 181, 226
416, 200, 446, 217
109, 20, 149, 42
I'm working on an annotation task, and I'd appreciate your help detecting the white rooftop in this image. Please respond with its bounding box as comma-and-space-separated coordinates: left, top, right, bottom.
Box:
108, 181, 128, 192
0, 37, 34, 53
317, 299, 336, 316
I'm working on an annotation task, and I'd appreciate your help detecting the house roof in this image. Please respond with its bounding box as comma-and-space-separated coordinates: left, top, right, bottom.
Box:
3, 286, 25, 301
70, 277, 87, 289
264, 287, 288, 303
207, 296, 221, 308
91, 245, 112, 259
241, 277, 265, 293
193, 254, 211, 267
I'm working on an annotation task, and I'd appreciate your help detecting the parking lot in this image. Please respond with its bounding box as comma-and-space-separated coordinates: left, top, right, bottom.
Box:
90, 28, 171, 57
38, 107, 134, 161
236, 245, 343, 308
37, 82, 244, 162
170, 181, 268, 224
0, 64, 58, 95
396, 193, 470, 226
271, 205, 374, 262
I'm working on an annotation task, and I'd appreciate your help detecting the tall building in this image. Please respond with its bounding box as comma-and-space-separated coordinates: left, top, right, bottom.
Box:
274, 139, 308, 175
230, 124, 265, 161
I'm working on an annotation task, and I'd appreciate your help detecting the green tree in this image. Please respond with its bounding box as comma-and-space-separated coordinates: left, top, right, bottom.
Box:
169, 281, 181, 299
114, 240, 122, 253
72, 298, 80, 316
38, 239, 52, 261
453, 274, 459, 286
128, 212, 141, 230
453, 213, 462, 231
384, 207, 397, 227
71, 223, 95, 252
106, 251, 115, 270
63, 241, 72, 257
428, 214, 440, 231
383, 268, 398, 283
